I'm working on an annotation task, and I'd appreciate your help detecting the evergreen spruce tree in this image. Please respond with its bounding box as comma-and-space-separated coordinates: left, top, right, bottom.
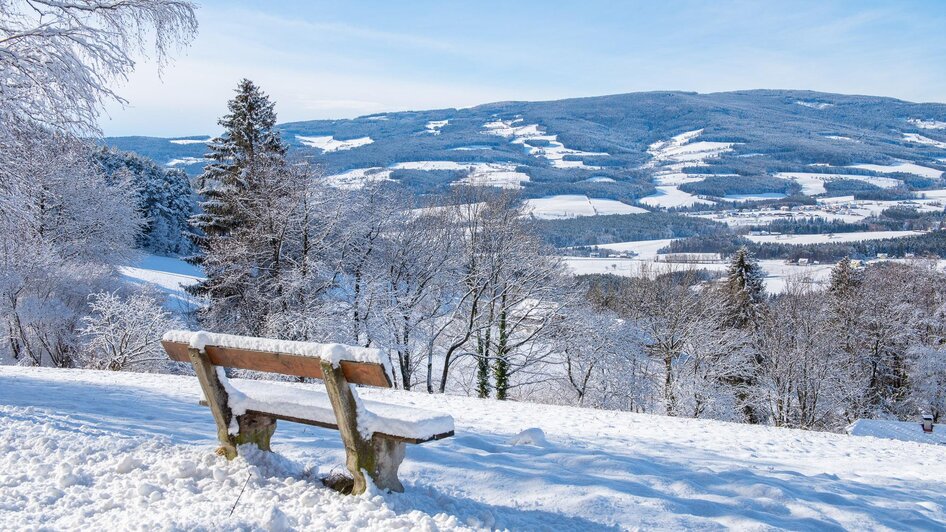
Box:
94, 147, 197, 256
829, 256, 863, 299
188, 79, 287, 300
191, 78, 286, 241
722, 247, 766, 329
721, 246, 767, 423
827, 256, 868, 418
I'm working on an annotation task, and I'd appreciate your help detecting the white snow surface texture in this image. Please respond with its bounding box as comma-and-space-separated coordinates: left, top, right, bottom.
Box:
2, 367, 946, 530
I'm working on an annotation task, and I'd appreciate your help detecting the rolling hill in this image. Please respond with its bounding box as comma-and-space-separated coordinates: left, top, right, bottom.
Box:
107, 89, 946, 207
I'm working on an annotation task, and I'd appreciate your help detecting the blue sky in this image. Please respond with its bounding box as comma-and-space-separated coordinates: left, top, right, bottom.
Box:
103, 0, 946, 136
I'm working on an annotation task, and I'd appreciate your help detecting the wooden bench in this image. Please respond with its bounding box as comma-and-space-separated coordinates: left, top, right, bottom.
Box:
161, 330, 454, 494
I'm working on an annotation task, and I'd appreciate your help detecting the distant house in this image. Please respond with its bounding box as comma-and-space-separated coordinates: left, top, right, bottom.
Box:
847, 418, 945, 446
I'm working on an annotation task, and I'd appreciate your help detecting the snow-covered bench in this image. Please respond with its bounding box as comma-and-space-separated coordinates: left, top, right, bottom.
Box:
161, 330, 454, 493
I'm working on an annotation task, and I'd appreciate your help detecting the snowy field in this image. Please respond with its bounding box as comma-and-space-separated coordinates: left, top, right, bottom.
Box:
296, 135, 374, 152
2, 366, 946, 530
169, 137, 211, 145
524, 195, 647, 219
774, 172, 901, 196
640, 185, 715, 209
324, 161, 530, 190
640, 129, 733, 208
795, 101, 833, 110
119, 255, 203, 312
166, 156, 207, 167
561, 236, 936, 294
564, 256, 837, 293
693, 192, 946, 228
847, 419, 946, 446
745, 230, 925, 245
484, 118, 608, 169
722, 193, 786, 202
849, 162, 943, 179
904, 133, 946, 150
426, 120, 449, 135
909, 118, 946, 130
323, 167, 394, 189
594, 238, 677, 260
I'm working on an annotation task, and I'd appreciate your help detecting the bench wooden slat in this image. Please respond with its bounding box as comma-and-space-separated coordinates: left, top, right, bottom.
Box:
197, 400, 454, 444
162, 340, 392, 388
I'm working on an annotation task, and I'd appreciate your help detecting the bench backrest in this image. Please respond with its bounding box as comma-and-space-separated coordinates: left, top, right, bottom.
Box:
162, 338, 392, 388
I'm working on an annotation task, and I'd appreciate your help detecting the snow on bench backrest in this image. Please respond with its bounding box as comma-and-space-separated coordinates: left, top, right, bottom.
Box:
161, 330, 393, 387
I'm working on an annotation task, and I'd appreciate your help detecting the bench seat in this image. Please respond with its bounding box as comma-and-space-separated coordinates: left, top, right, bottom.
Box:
222, 378, 455, 444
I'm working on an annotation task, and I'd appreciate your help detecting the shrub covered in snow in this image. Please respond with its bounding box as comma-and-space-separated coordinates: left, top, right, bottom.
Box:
80, 290, 183, 372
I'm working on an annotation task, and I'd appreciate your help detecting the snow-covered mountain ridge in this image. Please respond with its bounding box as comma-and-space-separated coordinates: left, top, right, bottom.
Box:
107, 90, 946, 206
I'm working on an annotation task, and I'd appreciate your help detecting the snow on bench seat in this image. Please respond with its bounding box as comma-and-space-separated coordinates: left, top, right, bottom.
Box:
222, 376, 455, 443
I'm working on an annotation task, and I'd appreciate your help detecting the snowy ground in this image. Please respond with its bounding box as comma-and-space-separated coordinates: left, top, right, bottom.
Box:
796, 101, 833, 110
903, 133, 946, 150
847, 419, 946, 446
3, 366, 946, 530
640, 129, 733, 208
296, 135, 374, 152
324, 161, 530, 190
566, 251, 946, 294
169, 137, 211, 145
323, 167, 394, 189
119, 255, 203, 312
484, 118, 608, 170
640, 185, 716, 209
723, 193, 786, 202
849, 162, 943, 179
524, 195, 647, 219
426, 120, 449, 135
692, 192, 946, 228
166, 156, 207, 167
745, 230, 925, 245
564, 236, 900, 294
909, 118, 946, 130
593, 238, 677, 260
775, 172, 901, 196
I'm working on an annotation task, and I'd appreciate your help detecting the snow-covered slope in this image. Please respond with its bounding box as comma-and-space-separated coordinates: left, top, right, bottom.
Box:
848, 418, 946, 446
2, 367, 945, 530
119, 255, 203, 312
524, 194, 647, 219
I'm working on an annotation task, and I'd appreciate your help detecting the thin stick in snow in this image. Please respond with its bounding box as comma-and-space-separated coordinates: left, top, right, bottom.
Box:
228, 474, 251, 518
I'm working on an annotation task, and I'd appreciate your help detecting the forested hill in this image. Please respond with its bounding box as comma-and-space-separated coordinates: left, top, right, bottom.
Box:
107, 89, 946, 201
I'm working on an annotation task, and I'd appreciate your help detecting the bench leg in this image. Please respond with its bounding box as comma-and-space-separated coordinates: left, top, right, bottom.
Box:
188, 347, 238, 459
320, 360, 408, 494
236, 413, 276, 451
370, 436, 406, 493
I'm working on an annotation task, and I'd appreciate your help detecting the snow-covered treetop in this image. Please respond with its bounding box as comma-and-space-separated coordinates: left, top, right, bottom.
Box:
0, 0, 198, 137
